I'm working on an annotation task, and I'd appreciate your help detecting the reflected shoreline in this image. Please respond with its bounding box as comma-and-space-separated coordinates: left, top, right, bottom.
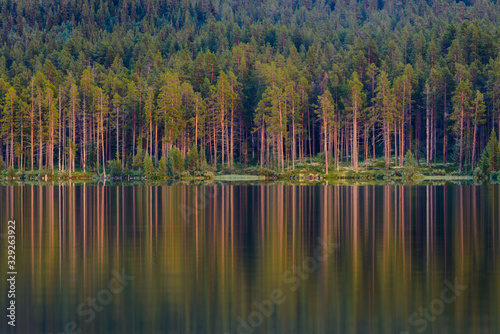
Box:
0, 178, 483, 187
0, 184, 499, 334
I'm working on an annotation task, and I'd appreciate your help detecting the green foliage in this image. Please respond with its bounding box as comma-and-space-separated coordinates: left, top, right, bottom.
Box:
69, 171, 95, 179
184, 145, 200, 171
315, 152, 333, 167
199, 148, 210, 171
0, 155, 5, 172
403, 151, 419, 180
108, 157, 123, 177
129, 169, 145, 178
192, 170, 215, 179
474, 166, 487, 180
1, 0, 500, 177
490, 171, 500, 181
38, 168, 54, 180
132, 149, 144, 170
480, 129, 500, 175
158, 156, 168, 176
240, 141, 250, 166
7, 166, 15, 179
57, 170, 70, 179
167, 147, 184, 175
125, 154, 133, 171
143, 154, 155, 177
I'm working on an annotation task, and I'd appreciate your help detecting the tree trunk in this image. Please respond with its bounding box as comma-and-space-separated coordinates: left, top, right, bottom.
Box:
38, 92, 43, 170
443, 82, 448, 164
353, 100, 358, 172
459, 94, 464, 173
384, 120, 390, 170
292, 108, 296, 170
324, 108, 328, 174
472, 105, 479, 168
426, 83, 430, 166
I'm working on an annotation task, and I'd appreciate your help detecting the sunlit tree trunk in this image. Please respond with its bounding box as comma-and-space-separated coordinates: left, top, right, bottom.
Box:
38, 87, 43, 169
230, 103, 234, 168
471, 91, 485, 168
30, 80, 35, 171
348, 72, 365, 172
260, 114, 265, 168
443, 81, 448, 164
46, 89, 56, 170
323, 111, 328, 174
400, 82, 406, 167
58, 86, 63, 171
426, 83, 431, 166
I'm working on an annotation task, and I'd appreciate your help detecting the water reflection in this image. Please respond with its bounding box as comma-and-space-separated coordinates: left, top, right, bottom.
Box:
1, 184, 499, 334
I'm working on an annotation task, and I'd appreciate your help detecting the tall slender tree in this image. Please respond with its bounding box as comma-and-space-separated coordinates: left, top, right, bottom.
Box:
346, 72, 365, 172
1, 87, 17, 168
317, 90, 336, 173
451, 80, 473, 172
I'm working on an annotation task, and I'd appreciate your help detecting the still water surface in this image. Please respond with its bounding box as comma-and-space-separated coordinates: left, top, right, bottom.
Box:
1, 184, 499, 334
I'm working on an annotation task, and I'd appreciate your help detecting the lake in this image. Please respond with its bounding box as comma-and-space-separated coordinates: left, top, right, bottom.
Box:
1, 184, 499, 334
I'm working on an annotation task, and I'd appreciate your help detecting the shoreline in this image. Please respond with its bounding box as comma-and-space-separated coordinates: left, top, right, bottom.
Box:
0, 160, 486, 185
0, 172, 481, 186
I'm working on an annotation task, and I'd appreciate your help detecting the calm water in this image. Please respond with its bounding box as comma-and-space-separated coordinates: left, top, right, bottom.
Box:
1, 184, 500, 334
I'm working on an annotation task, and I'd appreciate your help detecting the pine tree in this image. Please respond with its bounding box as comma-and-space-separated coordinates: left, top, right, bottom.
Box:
45, 87, 59, 170
483, 129, 500, 173
67, 76, 79, 172
375, 70, 395, 170
346, 72, 365, 172
144, 87, 155, 159
488, 58, 500, 137
143, 153, 155, 177
451, 80, 473, 172
254, 87, 271, 168
158, 156, 168, 176
80, 68, 94, 172
112, 93, 123, 170
158, 72, 183, 158
471, 90, 486, 167
210, 72, 236, 166
1, 87, 17, 168
393, 64, 415, 167
316, 89, 335, 173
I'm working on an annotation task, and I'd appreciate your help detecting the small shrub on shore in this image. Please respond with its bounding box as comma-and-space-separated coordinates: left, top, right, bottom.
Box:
132, 148, 144, 171
143, 154, 155, 177
7, 167, 16, 179
167, 147, 184, 174
474, 167, 486, 180
57, 170, 70, 179
108, 158, 123, 177
184, 145, 200, 171
490, 171, 500, 181
478, 130, 500, 178
158, 156, 168, 176
403, 151, 420, 180
315, 152, 333, 167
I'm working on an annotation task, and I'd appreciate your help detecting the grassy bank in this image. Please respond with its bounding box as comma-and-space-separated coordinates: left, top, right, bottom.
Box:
0, 155, 490, 185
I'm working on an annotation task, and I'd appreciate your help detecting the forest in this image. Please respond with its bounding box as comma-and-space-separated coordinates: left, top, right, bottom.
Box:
0, 0, 500, 177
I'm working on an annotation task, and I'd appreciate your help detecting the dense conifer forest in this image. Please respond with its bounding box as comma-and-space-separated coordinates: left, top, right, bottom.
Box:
1, 0, 500, 177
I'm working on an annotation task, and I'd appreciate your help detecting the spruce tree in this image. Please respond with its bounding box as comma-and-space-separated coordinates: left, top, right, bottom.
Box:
485, 129, 500, 173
